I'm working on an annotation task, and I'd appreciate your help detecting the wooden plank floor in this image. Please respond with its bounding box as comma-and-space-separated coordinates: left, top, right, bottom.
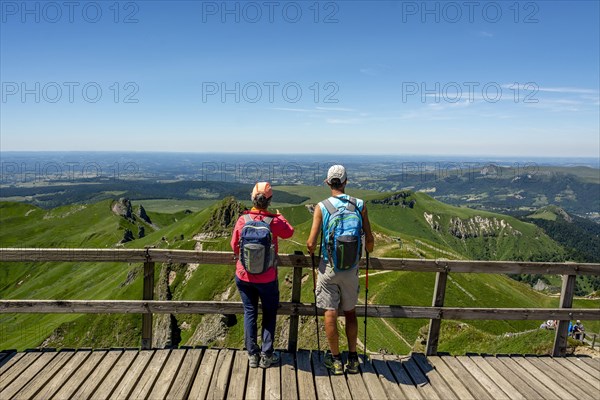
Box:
0, 348, 598, 399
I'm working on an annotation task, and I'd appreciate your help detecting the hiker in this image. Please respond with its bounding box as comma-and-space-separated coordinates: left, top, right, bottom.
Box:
231, 182, 294, 369
572, 320, 585, 341
307, 165, 374, 375
543, 319, 556, 330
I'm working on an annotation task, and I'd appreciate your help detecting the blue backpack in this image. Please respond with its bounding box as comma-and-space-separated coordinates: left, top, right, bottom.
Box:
321, 197, 363, 271
239, 215, 275, 274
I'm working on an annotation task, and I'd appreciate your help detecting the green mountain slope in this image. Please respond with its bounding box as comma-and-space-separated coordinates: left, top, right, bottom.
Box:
367, 191, 565, 261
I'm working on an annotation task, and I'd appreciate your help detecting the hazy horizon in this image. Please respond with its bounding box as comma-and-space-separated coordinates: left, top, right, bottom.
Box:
1, 150, 598, 167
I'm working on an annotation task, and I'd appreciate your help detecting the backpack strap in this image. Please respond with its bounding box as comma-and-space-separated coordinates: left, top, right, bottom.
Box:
345, 197, 357, 212
244, 214, 274, 224
331, 195, 358, 212
321, 199, 338, 216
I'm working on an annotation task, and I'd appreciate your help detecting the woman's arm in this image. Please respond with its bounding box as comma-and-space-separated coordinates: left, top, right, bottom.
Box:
230, 217, 243, 254
274, 214, 294, 239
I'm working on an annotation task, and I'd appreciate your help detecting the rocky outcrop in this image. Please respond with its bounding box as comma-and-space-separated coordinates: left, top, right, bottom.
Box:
448, 216, 521, 239
112, 198, 133, 219
371, 191, 416, 208
120, 266, 141, 287
556, 208, 573, 223
187, 286, 235, 346
112, 199, 156, 244
137, 205, 152, 224
119, 228, 134, 244
200, 197, 246, 237
533, 279, 550, 291
424, 212, 441, 231
153, 263, 181, 348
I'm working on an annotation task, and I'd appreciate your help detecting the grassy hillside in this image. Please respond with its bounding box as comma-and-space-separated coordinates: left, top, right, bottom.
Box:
0, 188, 597, 354
367, 191, 565, 261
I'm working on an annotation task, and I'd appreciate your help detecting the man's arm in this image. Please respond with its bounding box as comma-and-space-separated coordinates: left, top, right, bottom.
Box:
306, 205, 323, 255
362, 205, 375, 253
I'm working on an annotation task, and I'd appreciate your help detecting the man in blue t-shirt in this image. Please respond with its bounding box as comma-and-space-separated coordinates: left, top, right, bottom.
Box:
307, 165, 375, 375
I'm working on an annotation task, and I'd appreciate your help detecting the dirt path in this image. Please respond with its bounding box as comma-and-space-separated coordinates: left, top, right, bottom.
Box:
379, 318, 413, 348
281, 237, 305, 247
414, 239, 462, 259
448, 275, 476, 301
358, 270, 393, 279
354, 299, 413, 350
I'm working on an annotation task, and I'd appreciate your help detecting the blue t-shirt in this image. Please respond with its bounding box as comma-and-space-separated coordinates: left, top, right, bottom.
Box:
318, 194, 364, 262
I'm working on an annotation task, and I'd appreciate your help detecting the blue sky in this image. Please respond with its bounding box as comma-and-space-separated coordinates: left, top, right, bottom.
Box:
1, 0, 599, 157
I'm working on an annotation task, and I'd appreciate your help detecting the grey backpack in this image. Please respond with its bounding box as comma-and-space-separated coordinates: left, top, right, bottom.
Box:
239, 215, 275, 274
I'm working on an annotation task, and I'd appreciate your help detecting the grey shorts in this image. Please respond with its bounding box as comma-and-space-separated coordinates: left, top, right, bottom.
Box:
316, 259, 359, 312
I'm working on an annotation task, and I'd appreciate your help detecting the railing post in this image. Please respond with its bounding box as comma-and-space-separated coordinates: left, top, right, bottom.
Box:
553, 274, 576, 356
287, 262, 303, 352
426, 270, 448, 356
141, 261, 155, 350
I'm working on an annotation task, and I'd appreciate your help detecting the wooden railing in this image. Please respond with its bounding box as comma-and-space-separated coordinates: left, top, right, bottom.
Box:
1, 248, 599, 356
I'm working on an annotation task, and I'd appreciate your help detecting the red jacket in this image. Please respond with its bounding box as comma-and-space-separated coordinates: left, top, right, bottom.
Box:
230, 208, 294, 283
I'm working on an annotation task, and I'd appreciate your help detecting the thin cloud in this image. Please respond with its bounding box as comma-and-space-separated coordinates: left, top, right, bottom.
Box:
359, 64, 391, 77
360, 68, 379, 76
427, 100, 473, 110
501, 84, 597, 95
271, 107, 316, 112
326, 118, 364, 124
537, 87, 597, 94
315, 106, 356, 112
272, 107, 358, 113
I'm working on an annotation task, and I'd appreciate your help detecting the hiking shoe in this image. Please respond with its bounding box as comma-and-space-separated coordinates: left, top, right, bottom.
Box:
259, 352, 280, 369
248, 353, 259, 368
345, 356, 360, 374
324, 352, 344, 375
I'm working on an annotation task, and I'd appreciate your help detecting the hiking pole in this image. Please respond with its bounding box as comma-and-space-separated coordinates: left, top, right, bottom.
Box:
364, 251, 369, 360
311, 252, 321, 361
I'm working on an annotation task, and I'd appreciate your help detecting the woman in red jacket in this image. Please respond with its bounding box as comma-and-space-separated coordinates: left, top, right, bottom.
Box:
231, 182, 294, 369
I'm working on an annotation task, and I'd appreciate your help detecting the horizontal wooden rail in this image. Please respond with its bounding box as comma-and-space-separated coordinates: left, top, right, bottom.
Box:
1, 248, 599, 275
1, 300, 598, 320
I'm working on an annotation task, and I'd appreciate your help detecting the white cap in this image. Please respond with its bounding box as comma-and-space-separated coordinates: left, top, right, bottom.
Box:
326, 165, 347, 184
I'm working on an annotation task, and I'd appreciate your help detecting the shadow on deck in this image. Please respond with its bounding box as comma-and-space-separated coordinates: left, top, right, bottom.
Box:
0, 348, 598, 399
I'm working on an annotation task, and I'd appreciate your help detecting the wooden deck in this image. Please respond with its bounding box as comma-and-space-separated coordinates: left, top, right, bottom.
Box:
0, 348, 598, 399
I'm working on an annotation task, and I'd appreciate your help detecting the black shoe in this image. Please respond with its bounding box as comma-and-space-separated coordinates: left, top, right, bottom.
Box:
259, 352, 280, 368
